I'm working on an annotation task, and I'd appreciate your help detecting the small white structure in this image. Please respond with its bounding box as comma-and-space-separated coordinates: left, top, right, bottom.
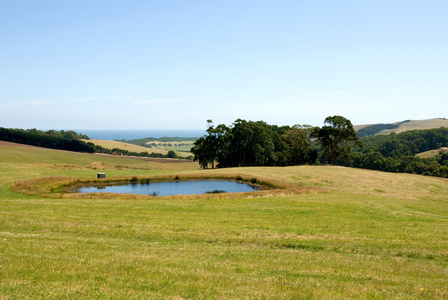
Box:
97, 173, 106, 179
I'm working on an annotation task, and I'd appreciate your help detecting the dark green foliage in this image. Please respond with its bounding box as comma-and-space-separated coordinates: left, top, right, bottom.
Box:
140, 178, 150, 184
0, 127, 94, 153
360, 128, 448, 156
191, 119, 317, 168
312, 116, 361, 164
205, 190, 226, 194
350, 127, 448, 177
167, 150, 178, 158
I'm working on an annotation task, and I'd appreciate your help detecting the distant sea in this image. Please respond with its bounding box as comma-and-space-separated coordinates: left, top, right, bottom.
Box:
76, 129, 205, 140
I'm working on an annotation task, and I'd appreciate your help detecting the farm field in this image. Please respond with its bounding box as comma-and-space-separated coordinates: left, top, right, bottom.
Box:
82, 139, 193, 158
1, 141, 448, 299
145, 140, 195, 155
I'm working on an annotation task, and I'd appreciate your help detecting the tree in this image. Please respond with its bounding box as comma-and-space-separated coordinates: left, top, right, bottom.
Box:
167, 150, 177, 158
191, 119, 316, 168
191, 137, 209, 169
190, 120, 228, 169
282, 125, 317, 165
312, 116, 361, 164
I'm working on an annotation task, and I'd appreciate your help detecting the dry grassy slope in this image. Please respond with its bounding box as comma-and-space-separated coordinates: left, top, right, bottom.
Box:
82, 139, 191, 157
229, 165, 448, 202
355, 118, 448, 135
353, 124, 371, 131
388, 118, 448, 134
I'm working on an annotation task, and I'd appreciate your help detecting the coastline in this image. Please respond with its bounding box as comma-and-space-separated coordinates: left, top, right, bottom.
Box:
75, 129, 205, 140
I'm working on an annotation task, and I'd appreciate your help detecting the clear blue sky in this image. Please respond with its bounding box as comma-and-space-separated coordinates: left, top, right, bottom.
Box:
1, 0, 447, 130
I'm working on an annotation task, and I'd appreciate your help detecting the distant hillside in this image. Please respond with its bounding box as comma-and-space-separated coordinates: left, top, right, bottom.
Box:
355, 118, 448, 137
83, 139, 192, 158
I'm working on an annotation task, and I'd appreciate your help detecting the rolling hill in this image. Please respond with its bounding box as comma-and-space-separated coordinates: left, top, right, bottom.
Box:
354, 118, 448, 137
82, 139, 192, 158
1, 141, 448, 298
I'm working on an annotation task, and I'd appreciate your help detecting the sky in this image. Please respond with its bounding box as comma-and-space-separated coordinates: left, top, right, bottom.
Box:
1, 0, 447, 130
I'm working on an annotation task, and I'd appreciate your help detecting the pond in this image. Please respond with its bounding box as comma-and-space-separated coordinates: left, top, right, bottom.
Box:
76, 180, 260, 196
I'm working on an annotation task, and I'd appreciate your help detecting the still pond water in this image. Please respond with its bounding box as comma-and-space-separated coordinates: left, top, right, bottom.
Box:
76, 180, 259, 196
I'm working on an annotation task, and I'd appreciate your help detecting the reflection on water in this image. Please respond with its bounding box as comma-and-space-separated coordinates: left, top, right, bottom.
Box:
76, 180, 259, 196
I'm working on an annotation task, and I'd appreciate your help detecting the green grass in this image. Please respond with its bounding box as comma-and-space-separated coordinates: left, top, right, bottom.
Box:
1, 142, 448, 299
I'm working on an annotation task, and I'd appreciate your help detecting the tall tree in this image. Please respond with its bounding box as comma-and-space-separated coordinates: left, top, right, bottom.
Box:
191, 137, 209, 169
283, 125, 317, 165
191, 120, 228, 168
312, 116, 360, 164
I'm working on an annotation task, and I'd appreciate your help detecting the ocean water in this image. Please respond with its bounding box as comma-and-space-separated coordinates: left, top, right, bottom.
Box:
77, 129, 205, 140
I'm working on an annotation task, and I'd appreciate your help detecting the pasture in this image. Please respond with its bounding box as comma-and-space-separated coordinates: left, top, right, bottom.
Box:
1, 141, 447, 299
82, 139, 193, 158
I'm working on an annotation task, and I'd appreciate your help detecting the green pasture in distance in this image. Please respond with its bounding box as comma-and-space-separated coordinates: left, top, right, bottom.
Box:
1, 142, 448, 299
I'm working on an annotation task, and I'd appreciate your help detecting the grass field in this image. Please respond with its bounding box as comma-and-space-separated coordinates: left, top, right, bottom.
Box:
145, 140, 195, 155
82, 139, 192, 158
1, 141, 448, 299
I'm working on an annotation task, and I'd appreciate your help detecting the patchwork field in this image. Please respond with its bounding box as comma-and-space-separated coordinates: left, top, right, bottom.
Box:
82, 139, 193, 158
1, 141, 447, 299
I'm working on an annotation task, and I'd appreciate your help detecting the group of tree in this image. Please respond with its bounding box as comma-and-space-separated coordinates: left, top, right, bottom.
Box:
0, 127, 182, 159
347, 127, 448, 177
191, 117, 359, 169
191, 117, 448, 178
0, 127, 95, 153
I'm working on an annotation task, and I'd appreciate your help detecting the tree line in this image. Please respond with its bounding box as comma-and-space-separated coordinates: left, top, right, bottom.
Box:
347, 128, 448, 177
0, 127, 182, 159
190, 117, 448, 178
0, 127, 95, 153
190, 116, 359, 169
